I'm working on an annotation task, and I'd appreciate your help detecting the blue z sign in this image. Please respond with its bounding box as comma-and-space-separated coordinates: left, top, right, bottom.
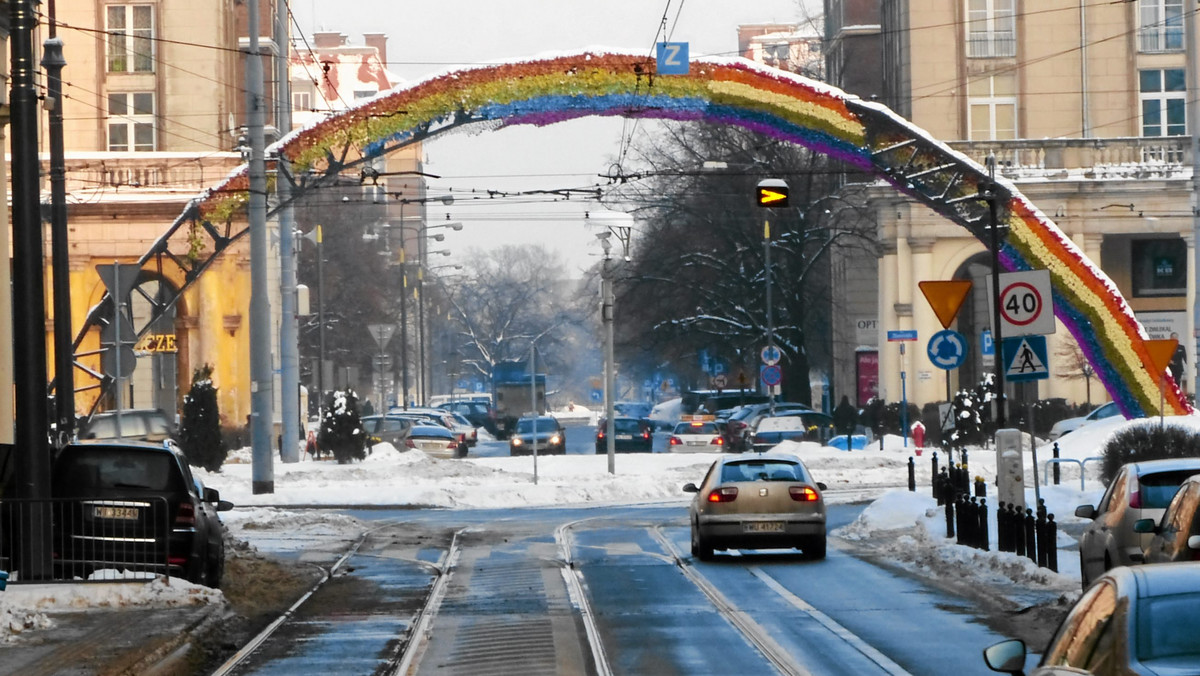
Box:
656, 42, 689, 75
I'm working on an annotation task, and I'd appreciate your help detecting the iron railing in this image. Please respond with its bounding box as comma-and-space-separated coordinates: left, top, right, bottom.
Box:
0, 496, 172, 583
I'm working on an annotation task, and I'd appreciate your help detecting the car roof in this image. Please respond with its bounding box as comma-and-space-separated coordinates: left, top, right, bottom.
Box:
68, 439, 177, 452
1128, 457, 1200, 473
756, 416, 811, 431
1111, 561, 1200, 598
409, 424, 453, 436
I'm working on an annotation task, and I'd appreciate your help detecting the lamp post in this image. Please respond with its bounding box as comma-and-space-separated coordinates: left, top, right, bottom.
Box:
598, 232, 617, 474
756, 179, 789, 413
418, 241, 457, 405
300, 226, 326, 417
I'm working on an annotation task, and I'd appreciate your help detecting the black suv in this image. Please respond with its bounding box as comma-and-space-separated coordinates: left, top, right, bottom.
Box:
442, 400, 498, 435
50, 441, 232, 586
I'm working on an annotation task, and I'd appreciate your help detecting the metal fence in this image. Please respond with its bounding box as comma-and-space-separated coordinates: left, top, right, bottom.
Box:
1, 496, 172, 583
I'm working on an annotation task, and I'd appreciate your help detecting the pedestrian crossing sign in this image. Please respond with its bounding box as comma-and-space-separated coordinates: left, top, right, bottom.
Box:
1001, 335, 1049, 382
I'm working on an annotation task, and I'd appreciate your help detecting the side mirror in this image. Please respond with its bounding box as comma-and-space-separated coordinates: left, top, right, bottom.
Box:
203, 487, 221, 503
982, 639, 1027, 675
1133, 518, 1158, 534
217, 500, 235, 512
817, 482, 827, 491
682, 482, 699, 493
1188, 535, 1200, 551
1074, 504, 1097, 520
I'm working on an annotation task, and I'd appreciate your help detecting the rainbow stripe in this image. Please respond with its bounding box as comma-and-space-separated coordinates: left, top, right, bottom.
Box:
193, 49, 1188, 418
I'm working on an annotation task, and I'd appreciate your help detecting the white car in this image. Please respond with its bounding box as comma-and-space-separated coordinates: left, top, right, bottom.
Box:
1047, 401, 1121, 441
668, 420, 725, 452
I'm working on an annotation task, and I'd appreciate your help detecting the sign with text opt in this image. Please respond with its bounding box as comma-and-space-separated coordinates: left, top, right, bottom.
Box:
987, 269, 1057, 337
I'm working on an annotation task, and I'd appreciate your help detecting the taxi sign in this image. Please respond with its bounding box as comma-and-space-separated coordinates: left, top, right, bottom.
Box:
756, 179, 789, 208
918, 280, 973, 330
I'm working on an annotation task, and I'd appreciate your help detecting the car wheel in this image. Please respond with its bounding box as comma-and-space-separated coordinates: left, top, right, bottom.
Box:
187, 547, 210, 586
455, 443, 468, 459
206, 541, 225, 588
692, 522, 714, 561
805, 536, 827, 560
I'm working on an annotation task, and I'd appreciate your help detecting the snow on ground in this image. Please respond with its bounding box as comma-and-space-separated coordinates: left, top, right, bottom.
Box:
5, 410, 1200, 642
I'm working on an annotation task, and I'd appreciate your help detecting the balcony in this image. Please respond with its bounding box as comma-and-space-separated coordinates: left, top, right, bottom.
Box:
947, 136, 1189, 180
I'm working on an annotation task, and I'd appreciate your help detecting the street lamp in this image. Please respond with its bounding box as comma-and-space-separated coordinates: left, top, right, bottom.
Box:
300, 226, 326, 417
417, 222, 463, 404
756, 178, 789, 414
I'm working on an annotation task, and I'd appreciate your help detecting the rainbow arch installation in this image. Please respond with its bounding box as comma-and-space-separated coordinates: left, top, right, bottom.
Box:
90, 49, 1189, 419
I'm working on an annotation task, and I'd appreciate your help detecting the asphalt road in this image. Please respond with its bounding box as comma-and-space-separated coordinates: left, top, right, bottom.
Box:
220, 503, 1030, 675
470, 422, 671, 457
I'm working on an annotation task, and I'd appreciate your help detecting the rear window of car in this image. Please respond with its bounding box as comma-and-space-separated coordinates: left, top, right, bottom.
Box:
54, 447, 183, 493
1140, 470, 1200, 509
721, 460, 808, 483
1137, 592, 1200, 661
675, 422, 718, 434
411, 425, 453, 438
613, 419, 644, 434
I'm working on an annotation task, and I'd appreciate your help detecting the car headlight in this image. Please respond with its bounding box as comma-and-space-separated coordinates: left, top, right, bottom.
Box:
511, 438, 523, 446
550, 435, 561, 444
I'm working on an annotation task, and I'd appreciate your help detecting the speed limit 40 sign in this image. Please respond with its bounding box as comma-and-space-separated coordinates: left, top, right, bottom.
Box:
987, 269, 1057, 337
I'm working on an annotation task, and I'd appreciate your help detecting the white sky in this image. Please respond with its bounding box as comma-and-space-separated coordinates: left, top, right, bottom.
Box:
291, 0, 820, 274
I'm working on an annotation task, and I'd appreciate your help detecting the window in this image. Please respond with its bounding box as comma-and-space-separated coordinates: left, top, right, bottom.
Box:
1140, 69, 1186, 136
1132, 239, 1187, 297
106, 5, 154, 73
1139, 0, 1184, 53
968, 74, 1017, 140
107, 92, 156, 151
293, 91, 311, 112
966, 0, 1016, 58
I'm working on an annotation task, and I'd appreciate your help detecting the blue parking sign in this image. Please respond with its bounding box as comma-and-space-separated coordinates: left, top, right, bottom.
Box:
656, 42, 689, 75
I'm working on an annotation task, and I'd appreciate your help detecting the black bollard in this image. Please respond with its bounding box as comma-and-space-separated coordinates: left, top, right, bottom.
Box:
997, 501, 1008, 552
931, 452, 939, 495
1052, 442, 1061, 486
1037, 498, 1047, 521
1013, 505, 1026, 557
978, 498, 989, 551
1036, 509, 1048, 568
969, 497, 981, 548
945, 494, 955, 539
974, 476, 986, 498
1024, 509, 1037, 564
1046, 515, 1058, 572
908, 456, 916, 492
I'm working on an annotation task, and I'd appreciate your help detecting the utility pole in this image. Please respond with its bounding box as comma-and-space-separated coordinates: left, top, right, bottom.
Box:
10, 0, 53, 575
247, 0, 274, 493
43, 34, 75, 446
986, 155, 1007, 429
275, 0, 300, 462
1187, 0, 1200, 397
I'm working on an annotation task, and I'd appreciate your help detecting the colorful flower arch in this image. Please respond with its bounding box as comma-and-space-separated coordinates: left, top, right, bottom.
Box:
196, 49, 1188, 418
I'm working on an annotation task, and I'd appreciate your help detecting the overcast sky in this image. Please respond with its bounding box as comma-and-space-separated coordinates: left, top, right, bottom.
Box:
291, 0, 818, 274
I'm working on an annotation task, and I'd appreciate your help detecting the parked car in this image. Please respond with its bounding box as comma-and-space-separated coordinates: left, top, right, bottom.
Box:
750, 416, 813, 453
668, 420, 725, 453
723, 402, 812, 451
509, 416, 566, 455
50, 440, 232, 586
441, 399, 498, 436
1075, 457, 1200, 588
443, 411, 479, 447
983, 562, 1200, 675
595, 417, 654, 453
77, 409, 177, 443
1136, 474, 1200, 564
683, 452, 827, 560
404, 424, 466, 459
360, 414, 413, 448
1048, 401, 1121, 440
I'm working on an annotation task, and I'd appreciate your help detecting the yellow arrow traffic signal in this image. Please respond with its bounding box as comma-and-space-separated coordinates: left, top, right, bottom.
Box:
757, 187, 789, 207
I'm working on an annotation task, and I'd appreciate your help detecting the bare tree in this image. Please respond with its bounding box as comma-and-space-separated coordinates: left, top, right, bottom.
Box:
1056, 338, 1096, 405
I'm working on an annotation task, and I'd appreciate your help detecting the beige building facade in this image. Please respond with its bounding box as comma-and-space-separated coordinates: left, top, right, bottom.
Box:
827, 0, 1196, 409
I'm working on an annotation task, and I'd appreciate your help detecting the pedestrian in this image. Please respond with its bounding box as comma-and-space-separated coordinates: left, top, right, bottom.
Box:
832, 395, 858, 450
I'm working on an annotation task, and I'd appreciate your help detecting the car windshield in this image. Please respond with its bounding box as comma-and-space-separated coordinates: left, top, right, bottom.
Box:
720, 460, 808, 483
675, 422, 718, 435
1139, 470, 1200, 508
1137, 592, 1200, 661
54, 447, 181, 492
612, 419, 644, 434
516, 418, 557, 433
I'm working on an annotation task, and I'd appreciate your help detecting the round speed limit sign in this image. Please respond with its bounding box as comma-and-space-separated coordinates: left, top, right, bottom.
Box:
1000, 281, 1042, 327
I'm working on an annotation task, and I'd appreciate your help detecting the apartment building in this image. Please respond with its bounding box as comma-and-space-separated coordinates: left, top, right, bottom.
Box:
825, 0, 1196, 409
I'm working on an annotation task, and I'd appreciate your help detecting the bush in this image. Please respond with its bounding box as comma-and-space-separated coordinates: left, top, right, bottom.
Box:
319, 389, 367, 464
921, 402, 944, 446
179, 365, 228, 472
1100, 424, 1200, 485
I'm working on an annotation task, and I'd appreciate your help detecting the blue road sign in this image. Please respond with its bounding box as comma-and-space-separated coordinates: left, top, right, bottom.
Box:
1002, 335, 1050, 382
981, 330, 994, 356
656, 42, 689, 75
761, 345, 782, 365
927, 330, 968, 370
590, 389, 603, 402
887, 329, 919, 342
761, 364, 782, 387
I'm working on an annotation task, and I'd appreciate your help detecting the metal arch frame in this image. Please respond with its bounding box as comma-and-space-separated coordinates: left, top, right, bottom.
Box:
68, 109, 491, 414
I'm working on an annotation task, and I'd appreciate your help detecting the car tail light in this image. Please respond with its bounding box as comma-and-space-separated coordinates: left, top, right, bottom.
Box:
175, 500, 196, 527
405, 438, 417, 449
790, 486, 820, 502
669, 436, 682, 446
447, 440, 458, 449
642, 430, 651, 440
711, 437, 724, 446
597, 430, 605, 440
707, 487, 738, 503
1129, 491, 1142, 509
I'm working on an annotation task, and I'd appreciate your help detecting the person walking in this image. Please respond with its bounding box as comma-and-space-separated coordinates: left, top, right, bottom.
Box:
832, 395, 858, 450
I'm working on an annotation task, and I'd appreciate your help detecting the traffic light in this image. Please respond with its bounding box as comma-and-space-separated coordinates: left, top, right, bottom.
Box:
756, 178, 789, 207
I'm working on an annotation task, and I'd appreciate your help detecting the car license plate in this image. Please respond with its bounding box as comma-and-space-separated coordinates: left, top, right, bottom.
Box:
94, 506, 139, 520
616, 434, 633, 440
743, 521, 784, 533
687, 440, 705, 446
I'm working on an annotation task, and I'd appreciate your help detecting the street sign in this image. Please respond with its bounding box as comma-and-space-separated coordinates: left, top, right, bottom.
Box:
988, 270, 1057, 337
918, 280, 973, 329
927, 330, 968, 370
712, 374, 727, 389
1144, 338, 1179, 375
655, 42, 689, 75
1002, 335, 1050, 382
756, 179, 789, 208
761, 345, 782, 365
367, 324, 396, 351
761, 364, 782, 387
887, 329, 918, 342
